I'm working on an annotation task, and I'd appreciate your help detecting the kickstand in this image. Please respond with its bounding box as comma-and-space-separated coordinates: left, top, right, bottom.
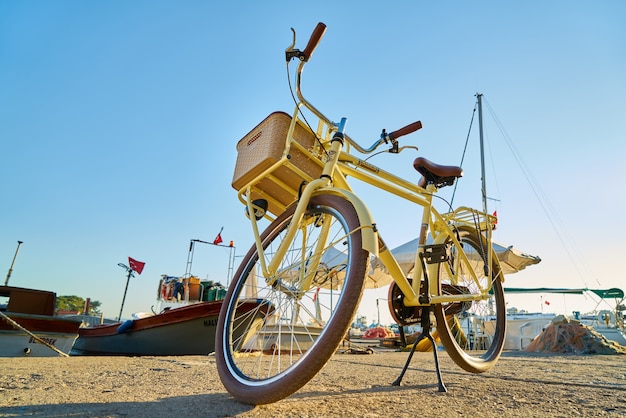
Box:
391, 305, 447, 392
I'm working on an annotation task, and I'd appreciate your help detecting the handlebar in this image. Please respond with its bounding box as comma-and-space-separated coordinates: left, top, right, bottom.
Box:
288, 23, 422, 154
389, 121, 422, 140
380, 120, 422, 153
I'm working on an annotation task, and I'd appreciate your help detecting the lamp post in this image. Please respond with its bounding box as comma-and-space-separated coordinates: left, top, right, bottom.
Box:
117, 263, 135, 320
4, 240, 23, 286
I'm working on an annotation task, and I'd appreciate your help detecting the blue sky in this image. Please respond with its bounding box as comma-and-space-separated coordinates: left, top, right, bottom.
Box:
1, 1, 624, 322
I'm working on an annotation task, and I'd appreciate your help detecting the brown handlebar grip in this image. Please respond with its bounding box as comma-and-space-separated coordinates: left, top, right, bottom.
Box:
302, 22, 327, 61
389, 121, 423, 139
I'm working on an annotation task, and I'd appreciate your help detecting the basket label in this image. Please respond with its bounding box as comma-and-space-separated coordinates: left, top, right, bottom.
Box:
247, 130, 263, 147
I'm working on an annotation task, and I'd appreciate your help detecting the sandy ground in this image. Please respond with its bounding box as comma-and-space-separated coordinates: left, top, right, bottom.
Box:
1, 348, 625, 417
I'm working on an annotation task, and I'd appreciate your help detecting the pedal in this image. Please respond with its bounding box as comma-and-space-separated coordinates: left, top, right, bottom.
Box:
423, 244, 449, 264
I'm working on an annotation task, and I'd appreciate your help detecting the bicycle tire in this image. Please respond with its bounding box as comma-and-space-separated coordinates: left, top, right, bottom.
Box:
434, 227, 506, 373
216, 194, 368, 405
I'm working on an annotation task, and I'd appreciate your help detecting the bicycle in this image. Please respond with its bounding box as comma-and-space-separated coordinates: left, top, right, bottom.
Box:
216, 22, 506, 405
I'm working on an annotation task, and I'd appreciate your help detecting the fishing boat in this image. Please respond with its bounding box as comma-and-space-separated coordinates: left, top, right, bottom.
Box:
72, 298, 265, 356
0, 285, 82, 357
72, 237, 252, 356
72, 275, 266, 356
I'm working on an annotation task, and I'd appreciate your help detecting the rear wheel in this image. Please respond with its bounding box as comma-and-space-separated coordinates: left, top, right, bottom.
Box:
216, 194, 368, 405
434, 227, 506, 373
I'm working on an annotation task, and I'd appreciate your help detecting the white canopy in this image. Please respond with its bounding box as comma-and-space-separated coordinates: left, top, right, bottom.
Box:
366, 237, 541, 288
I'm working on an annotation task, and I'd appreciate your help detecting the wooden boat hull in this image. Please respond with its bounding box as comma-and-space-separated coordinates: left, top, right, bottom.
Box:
0, 313, 81, 357
72, 300, 264, 356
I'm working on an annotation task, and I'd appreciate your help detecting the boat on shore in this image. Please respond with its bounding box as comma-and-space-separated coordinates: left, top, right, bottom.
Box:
71, 276, 265, 356
0, 285, 82, 357
72, 299, 265, 356
576, 310, 626, 346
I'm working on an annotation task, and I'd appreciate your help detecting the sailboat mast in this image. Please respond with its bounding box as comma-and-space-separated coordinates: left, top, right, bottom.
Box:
476, 93, 494, 278
477, 93, 488, 214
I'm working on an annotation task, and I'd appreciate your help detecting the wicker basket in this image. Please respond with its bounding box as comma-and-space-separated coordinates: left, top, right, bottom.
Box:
232, 112, 323, 216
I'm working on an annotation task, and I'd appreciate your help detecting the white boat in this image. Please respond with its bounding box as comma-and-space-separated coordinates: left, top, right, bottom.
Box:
243, 323, 322, 352
0, 286, 82, 357
576, 310, 626, 346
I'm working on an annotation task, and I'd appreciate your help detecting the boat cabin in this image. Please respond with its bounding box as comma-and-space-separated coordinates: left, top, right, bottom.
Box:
0, 286, 57, 316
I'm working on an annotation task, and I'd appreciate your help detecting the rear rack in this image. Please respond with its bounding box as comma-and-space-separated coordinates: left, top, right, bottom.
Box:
443, 206, 497, 232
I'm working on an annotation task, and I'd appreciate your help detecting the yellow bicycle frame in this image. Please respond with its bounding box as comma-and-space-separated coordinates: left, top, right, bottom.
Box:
236, 57, 502, 310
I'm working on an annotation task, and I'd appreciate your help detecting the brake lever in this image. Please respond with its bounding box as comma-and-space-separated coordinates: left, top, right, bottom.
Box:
380, 128, 419, 154
285, 28, 301, 61
396, 145, 419, 153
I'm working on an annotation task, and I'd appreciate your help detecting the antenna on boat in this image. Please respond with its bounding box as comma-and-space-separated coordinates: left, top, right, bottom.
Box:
4, 240, 23, 286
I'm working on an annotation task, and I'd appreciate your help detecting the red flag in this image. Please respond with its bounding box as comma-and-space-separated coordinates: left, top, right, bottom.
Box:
128, 257, 145, 275
213, 227, 224, 245
544, 300, 550, 306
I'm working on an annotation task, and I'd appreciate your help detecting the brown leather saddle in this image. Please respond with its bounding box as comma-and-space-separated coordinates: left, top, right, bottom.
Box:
414, 157, 463, 188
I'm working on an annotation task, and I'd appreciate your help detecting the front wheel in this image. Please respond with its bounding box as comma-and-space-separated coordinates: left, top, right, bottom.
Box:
216, 194, 369, 405
434, 227, 506, 373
